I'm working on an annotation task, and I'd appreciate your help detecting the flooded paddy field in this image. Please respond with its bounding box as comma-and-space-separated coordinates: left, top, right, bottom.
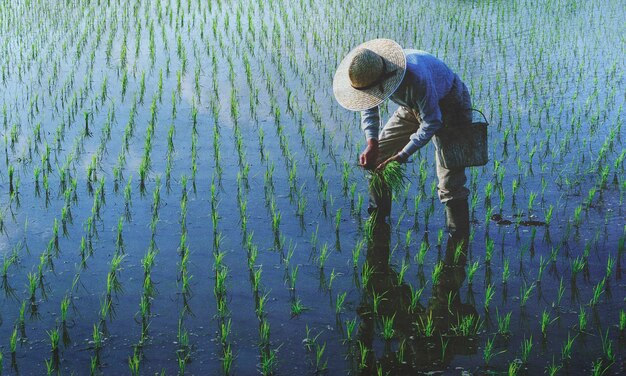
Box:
0, 0, 625, 374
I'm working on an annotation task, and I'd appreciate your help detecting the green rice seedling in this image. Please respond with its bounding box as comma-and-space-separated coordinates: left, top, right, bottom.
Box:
437, 228, 444, 250
484, 181, 493, 206
371, 290, 386, 315
361, 262, 374, 288
18, 300, 26, 331
333, 291, 347, 315
578, 306, 587, 332
541, 309, 557, 338
484, 283, 495, 310
408, 284, 425, 314
546, 356, 562, 376
527, 192, 538, 213
344, 318, 357, 342
83, 111, 92, 137
352, 239, 364, 268
452, 314, 483, 336
259, 319, 271, 346
606, 254, 615, 278
296, 193, 307, 217
363, 213, 376, 242
220, 319, 231, 345
415, 241, 429, 266
129, 351, 140, 376
48, 328, 60, 354
483, 335, 505, 366
496, 309, 511, 336
416, 311, 435, 337
438, 336, 449, 361
395, 340, 406, 364
502, 258, 510, 284
544, 204, 554, 225
370, 161, 406, 197
619, 310, 626, 333
27, 271, 38, 303
8, 164, 14, 194
536, 256, 549, 283
328, 269, 339, 290
589, 277, 605, 306
454, 241, 465, 264
291, 298, 307, 317
446, 291, 457, 314
397, 259, 409, 286
358, 340, 368, 369
556, 277, 566, 306
247, 244, 258, 271
334, 208, 342, 232
256, 292, 270, 318
222, 344, 233, 375
431, 261, 444, 286
571, 255, 586, 278
485, 238, 495, 264
382, 314, 395, 340
508, 359, 521, 376
520, 336, 533, 363
99, 297, 112, 322
601, 329, 615, 363
591, 359, 611, 376
519, 281, 536, 307
314, 342, 328, 372
573, 204, 583, 227
215, 266, 228, 298
302, 325, 321, 352
404, 228, 413, 249
260, 347, 278, 376
467, 259, 480, 285
177, 352, 187, 375
560, 332, 576, 361
310, 225, 319, 251
356, 193, 364, 216
289, 265, 299, 290
10, 325, 18, 354
60, 295, 70, 324
45, 358, 54, 375
318, 243, 330, 269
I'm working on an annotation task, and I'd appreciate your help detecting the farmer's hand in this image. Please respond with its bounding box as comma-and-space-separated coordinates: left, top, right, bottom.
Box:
359, 139, 379, 170
376, 153, 407, 171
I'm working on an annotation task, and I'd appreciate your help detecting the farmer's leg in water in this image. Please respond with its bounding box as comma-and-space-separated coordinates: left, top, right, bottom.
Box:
437, 77, 472, 247
366, 106, 419, 220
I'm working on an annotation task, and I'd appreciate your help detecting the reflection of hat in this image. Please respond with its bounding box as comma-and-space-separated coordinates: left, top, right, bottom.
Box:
333, 39, 406, 111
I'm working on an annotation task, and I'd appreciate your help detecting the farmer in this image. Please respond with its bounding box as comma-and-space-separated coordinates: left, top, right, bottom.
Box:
333, 38, 471, 241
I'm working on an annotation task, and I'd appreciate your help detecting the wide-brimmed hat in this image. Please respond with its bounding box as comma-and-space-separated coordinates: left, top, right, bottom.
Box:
333, 39, 406, 111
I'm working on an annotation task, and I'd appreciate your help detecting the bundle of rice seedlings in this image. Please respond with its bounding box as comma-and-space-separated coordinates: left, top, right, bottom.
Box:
369, 161, 407, 197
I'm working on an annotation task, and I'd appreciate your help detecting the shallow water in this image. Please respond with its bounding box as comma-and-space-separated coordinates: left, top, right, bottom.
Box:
1, 0, 625, 375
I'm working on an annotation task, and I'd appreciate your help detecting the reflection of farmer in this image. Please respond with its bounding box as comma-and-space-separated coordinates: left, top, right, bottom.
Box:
356, 212, 475, 374
333, 39, 471, 234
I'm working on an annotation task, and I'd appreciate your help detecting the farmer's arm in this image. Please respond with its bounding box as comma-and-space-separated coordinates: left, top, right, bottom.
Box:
398, 74, 443, 160
359, 106, 381, 169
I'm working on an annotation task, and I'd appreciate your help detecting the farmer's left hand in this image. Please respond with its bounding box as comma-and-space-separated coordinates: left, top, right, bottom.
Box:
376, 153, 407, 171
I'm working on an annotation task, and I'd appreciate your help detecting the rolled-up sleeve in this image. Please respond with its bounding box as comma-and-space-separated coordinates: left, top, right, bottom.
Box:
360, 106, 381, 140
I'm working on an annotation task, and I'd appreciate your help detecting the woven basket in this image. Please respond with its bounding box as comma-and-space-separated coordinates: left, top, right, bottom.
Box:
432, 109, 489, 169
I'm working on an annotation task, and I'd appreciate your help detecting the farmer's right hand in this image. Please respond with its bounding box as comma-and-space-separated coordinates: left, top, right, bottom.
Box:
359, 139, 379, 170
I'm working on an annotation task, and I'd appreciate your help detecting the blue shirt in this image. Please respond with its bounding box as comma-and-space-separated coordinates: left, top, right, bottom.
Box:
360, 49, 460, 158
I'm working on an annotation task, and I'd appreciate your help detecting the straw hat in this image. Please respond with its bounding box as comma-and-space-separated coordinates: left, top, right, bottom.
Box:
333, 39, 406, 111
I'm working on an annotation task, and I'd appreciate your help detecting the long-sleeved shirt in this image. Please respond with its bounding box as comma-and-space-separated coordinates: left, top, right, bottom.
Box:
360, 49, 460, 158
